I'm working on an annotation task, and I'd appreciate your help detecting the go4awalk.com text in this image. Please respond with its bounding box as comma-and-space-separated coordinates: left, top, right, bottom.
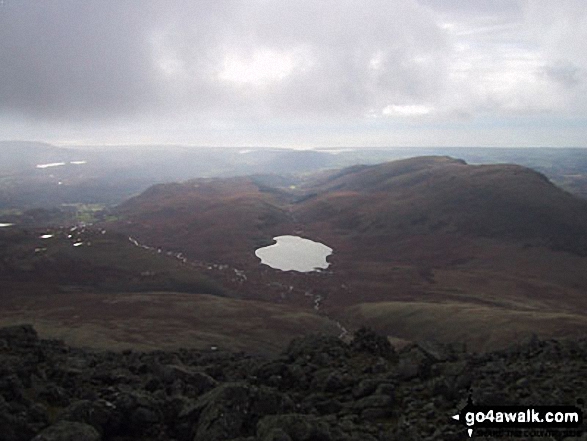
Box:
451, 397, 583, 437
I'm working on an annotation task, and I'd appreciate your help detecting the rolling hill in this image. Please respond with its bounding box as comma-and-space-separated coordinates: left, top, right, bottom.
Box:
0, 225, 340, 355
296, 156, 587, 254
3, 154, 587, 352
105, 156, 587, 351
113, 177, 294, 265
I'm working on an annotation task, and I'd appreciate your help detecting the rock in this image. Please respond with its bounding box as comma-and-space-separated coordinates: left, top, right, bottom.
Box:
515, 377, 530, 388
112, 390, 163, 436
285, 335, 349, 366
37, 383, 70, 407
166, 365, 218, 395
353, 394, 393, 411
310, 369, 354, 393
57, 399, 118, 435
254, 361, 298, 389
257, 414, 332, 441
0, 324, 39, 347
191, 382, 294, 441
350, 327, 396, 359
361, 407, 390, 421
191, 383, 252, 441
259, 428, 292, 441
396, 359, 420, 380
375, 382, 395, 397
417, 340, 457, 362
0, 407, 38, 441
0, 325, 586, 441
396, 345, 434, 380
31, 421, 101, 441
0, 375, 25, 402
352, 379, 380, 399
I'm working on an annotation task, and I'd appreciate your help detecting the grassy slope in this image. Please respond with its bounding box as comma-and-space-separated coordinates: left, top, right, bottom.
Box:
0, 292, 339, 355
32, 156, 587, 351
0, 226, 342, 354
0, 227, 225, 295
296, 156, 587, 254
113, 177, 292, 266
290, 157, 587, 348
340, 300, 587, 351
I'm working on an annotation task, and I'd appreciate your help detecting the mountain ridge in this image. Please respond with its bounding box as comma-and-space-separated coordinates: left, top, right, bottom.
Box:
104, 156, 587, 350
296, 156, 587, 256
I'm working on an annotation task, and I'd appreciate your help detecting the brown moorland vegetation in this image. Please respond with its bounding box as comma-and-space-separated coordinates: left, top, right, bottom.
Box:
103, 157, 587, 351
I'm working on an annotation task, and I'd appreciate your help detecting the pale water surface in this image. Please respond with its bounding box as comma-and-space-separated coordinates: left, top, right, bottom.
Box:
36, 160, 87, 168
255, 235, 332, 272
36, 162, 66, 169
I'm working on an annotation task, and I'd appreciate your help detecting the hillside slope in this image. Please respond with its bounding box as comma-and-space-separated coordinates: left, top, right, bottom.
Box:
106, 157, 587, 349
114, 177, 293, 265
296, 156, 587, 255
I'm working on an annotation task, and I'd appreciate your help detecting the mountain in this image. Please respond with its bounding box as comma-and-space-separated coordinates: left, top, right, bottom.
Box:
296, 156, 587, 254
114, 177, 294, 265
3, 142, 587, 209
107, 157, 587, 350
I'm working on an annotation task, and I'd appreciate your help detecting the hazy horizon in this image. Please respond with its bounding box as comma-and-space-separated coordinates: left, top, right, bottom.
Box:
1, 1, 586, 148
4, 140, 587, 151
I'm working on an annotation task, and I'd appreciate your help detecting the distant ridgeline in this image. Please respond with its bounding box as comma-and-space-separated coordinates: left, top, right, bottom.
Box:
2, 141, 587, 208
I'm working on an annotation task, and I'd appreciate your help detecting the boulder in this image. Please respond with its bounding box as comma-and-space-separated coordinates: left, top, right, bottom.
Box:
31, 421, 101, 441
191, 382, 294, 441
0, 325, 39, 347
257, 414, 332, 441
350, 327, 396, 359
58, 399, 119, 436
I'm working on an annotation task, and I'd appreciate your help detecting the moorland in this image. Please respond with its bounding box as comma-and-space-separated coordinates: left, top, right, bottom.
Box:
1, 144, 587, 354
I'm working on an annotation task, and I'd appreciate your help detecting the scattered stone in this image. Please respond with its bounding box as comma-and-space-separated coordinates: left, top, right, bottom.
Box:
0, 325, 586, 440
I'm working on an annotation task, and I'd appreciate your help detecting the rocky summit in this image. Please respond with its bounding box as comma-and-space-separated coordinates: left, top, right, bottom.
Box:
1, 325, 586, 441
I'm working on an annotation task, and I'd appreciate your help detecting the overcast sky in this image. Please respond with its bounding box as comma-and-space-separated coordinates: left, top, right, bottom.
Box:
1, 0, 586, 148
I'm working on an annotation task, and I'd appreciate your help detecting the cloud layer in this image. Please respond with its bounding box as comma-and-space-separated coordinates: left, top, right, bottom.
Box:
0, 0, 586, 146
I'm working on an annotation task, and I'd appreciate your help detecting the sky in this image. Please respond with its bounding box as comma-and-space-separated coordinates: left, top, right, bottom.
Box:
0, 0, 586, 148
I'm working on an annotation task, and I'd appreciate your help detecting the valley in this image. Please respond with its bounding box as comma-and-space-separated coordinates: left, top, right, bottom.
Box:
2, 152, 587, 355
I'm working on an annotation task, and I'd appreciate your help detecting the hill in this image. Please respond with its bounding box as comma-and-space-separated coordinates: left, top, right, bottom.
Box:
296, 156, 587, 254
0, 226, 339, 355
113, 177, 294, 266
106, 157, 587, 351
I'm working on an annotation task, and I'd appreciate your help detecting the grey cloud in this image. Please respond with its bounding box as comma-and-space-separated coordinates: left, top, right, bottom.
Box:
0, 0, 162, 119
3, 0, 584, 139
544, 63, 583, 88
257, 0, 448, 115
0, 0, 449, 121
418, 0, 523, 17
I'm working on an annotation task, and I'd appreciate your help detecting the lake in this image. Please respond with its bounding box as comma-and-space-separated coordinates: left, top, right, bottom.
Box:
36, 160, 87, 169
255, 235, 332, 272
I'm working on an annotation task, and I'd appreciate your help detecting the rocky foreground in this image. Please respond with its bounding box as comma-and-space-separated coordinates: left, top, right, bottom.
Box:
1, 325, 586, 441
